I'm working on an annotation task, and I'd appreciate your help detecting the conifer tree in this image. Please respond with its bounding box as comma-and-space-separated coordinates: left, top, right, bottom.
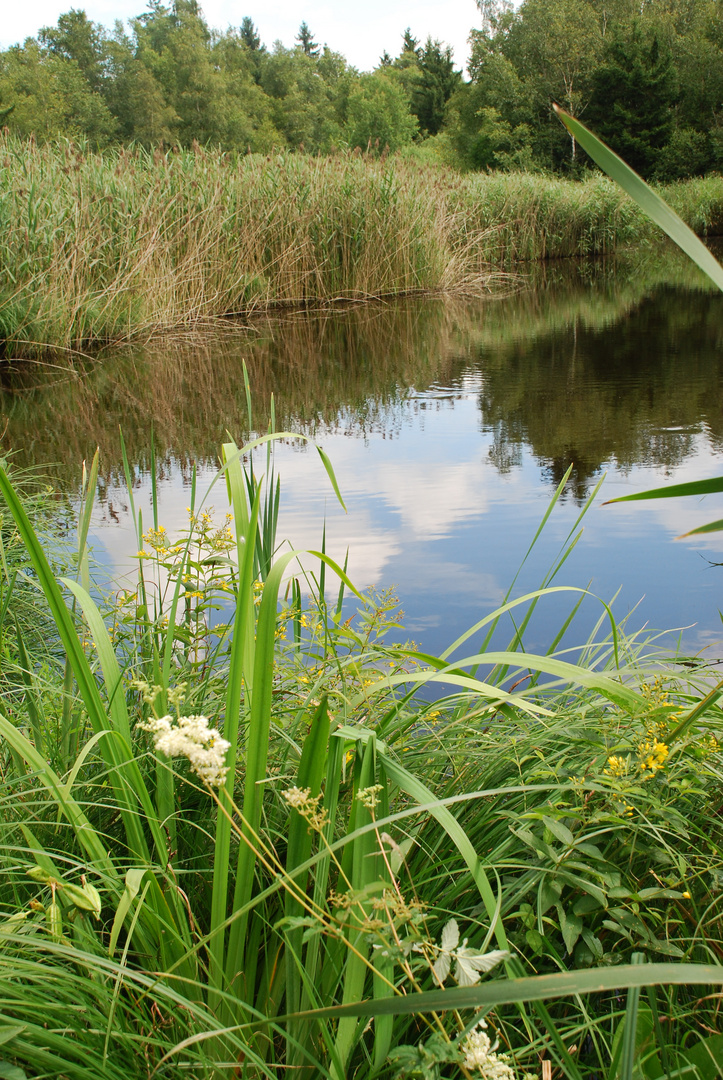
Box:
296, 22, 320, 58
401, 28, 420, 56
240, 16, 261, 51
587, 23, 677, 176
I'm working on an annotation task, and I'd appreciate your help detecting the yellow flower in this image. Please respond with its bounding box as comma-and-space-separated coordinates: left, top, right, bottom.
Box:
604, 755, 627, 777
638, 738, 669, 774
682, 891, 691, 899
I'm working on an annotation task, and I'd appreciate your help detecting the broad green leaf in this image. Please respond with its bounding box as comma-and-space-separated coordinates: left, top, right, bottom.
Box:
682, 1034, 723, 1080
0, 1061, 27, 1080
0, 1029, 24, 1049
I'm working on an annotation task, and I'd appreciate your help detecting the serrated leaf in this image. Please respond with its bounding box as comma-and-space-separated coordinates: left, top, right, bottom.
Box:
440, 919, 459, 953
454, 948, 508, 988
433, 919, 459, 983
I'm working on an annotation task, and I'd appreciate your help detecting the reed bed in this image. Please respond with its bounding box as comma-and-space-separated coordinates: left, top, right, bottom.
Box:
2, 133, 723, 357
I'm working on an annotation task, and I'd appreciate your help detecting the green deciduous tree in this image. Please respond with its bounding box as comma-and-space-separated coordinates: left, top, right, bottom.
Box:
345, 72, 418, 151
39, 8, 108, 92
0, 39, 115, 144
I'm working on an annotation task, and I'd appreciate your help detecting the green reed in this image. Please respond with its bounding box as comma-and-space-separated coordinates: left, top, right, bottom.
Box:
2, 134, 722, 357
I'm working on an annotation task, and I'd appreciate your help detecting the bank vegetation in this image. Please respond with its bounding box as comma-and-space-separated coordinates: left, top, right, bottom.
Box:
2, 137, 723, 358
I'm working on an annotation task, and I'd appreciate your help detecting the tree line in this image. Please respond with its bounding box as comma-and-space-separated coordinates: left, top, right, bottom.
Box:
1, 0, 721, 179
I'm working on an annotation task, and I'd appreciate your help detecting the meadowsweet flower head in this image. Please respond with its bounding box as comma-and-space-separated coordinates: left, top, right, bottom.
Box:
138, 714, 230, 787
462, 1021, 515, 1079
283, 786, 329, 831
357, 784, 384, 811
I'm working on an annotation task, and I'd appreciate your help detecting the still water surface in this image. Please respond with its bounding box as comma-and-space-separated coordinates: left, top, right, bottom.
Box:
4, 248, 723, 659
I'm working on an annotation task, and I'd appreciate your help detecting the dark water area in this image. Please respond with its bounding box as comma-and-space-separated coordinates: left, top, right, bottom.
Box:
4, 245, 723, 660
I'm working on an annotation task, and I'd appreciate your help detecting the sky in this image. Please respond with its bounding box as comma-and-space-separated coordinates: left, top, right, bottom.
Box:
1, 0, 483, 73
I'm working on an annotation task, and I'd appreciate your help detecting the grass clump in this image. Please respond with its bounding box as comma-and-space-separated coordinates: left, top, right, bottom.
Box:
1, 134, 723, 357
0, 415, 722, 1079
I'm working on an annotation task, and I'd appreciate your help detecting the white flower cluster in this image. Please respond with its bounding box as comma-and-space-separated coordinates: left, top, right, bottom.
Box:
462, 1021, 516, 1080
138, 714, 230, 787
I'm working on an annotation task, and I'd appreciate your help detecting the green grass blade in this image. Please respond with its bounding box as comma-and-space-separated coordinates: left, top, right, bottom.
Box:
379, 749, 509, 953
619, 954, 645, 1080
555, 105, 723, 293
61, 579, 131, 743
77, 448, 99, 595
61, 578, 172, 867
208, 475, 262, 1002
281, 961, 723, 1022
364, 648, 643, 713
12, 614, 45, 755
307, 551, 363, 601
316, 446, 347, 512
285, 697, 331, 1059
605, 476, 723, 504
680, 518, 723, 536
225, 549, 299, 990
332, 734, 379, 1078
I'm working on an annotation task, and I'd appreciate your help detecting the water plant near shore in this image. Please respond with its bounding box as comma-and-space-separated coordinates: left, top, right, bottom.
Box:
2, 133, 723, 358
1, 423, 723, 1078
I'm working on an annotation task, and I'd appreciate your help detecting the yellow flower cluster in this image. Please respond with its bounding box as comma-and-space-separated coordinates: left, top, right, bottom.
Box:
638, 737, 669, 774
604, 755, 627, 778
142, 525, 170, 552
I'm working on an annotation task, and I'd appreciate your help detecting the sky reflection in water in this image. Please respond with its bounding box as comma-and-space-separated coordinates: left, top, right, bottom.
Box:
3, 251, 723, 659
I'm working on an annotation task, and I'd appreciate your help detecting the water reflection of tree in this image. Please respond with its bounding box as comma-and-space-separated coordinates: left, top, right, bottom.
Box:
1, 250, 721, 499
477, 285, 723, 500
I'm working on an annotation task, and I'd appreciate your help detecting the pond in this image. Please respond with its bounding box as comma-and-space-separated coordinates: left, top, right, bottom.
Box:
3, 243, 723, 661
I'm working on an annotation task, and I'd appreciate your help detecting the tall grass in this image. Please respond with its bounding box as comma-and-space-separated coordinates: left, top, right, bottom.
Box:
1, 424, 723, 1079
1, 133, 722, 356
